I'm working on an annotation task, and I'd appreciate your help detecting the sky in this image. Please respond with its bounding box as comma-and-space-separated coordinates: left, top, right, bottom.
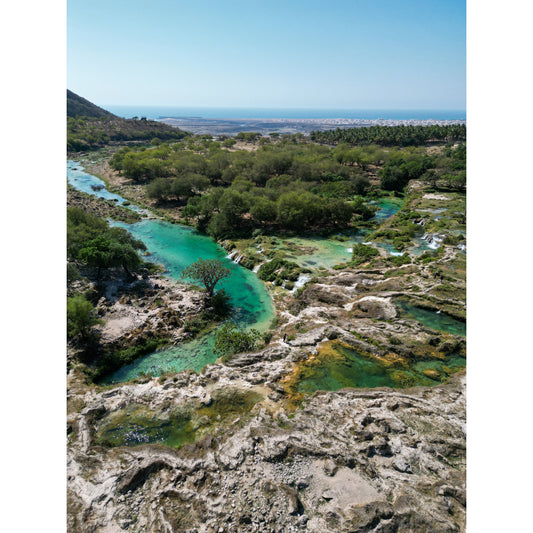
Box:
67, 0, 466, 110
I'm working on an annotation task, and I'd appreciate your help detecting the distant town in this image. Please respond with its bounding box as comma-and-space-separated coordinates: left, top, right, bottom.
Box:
158, 116, 466, 136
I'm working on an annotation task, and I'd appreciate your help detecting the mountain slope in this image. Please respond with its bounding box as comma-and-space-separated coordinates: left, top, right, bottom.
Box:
66, 91, 190, 152
67, 90, 116, 119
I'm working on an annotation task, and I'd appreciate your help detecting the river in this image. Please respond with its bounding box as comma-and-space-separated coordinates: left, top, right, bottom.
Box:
67, 160, 438, 384
68, 161, 274, 382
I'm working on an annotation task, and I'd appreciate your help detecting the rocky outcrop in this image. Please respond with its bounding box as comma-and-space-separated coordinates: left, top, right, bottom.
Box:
67, 370, 466, 532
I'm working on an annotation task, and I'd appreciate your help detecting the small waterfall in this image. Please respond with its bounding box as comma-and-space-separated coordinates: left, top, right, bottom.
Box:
227, 250, 244, 263
253, 259, 271, 274
226, 250, 238, 261
422, 233, 445, 250
291, 273, 312, 294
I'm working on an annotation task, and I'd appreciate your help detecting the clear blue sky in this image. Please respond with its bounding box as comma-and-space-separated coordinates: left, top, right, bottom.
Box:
67, 0, 465, 110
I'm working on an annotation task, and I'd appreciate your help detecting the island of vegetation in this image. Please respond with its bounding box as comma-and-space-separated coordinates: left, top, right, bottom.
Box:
67, 94, 466, 533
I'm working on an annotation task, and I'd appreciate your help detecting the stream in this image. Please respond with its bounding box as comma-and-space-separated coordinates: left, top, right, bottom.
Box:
68, 161, 274, 383
67, 161, 460, 386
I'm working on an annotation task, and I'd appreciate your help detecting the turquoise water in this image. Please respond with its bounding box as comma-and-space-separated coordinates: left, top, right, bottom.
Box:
67, 161, 274, 382
279, 198, 404, 269
106, 219, 274, 382
67, 160, 463, 388
109, 219, 273, 329
67, 160, 146, 214
395, 298, 466, 337
371, 197, 404, 223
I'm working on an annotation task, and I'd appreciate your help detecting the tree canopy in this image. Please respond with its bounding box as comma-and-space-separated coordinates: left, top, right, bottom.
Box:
182, 258, 231, 299
67, 207, 147, 278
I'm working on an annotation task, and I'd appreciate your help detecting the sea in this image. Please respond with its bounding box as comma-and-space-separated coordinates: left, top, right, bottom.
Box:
105, 105, 466, 121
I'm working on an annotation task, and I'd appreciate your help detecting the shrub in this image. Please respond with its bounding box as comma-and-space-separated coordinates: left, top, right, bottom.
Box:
67, 263, 80, 284
351, 244, 379, 263
387, 254, 411, 267
214, 323, 262, 358
67, 294, 102, 340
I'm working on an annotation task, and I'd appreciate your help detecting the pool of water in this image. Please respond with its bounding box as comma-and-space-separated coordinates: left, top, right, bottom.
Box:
289, 340, 465, 394
371, 197, 404, 223
395, 298, 466, 337
270, 198, 405, 269
105, 219, 275, 382
94, 389, 263, 448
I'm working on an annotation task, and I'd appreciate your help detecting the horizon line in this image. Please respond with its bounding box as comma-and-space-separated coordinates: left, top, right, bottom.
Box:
103, 103, 466, 112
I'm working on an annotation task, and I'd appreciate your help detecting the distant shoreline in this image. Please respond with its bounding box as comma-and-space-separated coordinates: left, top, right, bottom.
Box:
105, 105, 466, 122
156, 116, 466, 137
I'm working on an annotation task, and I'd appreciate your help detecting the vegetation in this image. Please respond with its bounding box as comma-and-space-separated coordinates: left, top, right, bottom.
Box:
214, 323, 262, 358
310, 124, 466, 146
67, 294, 102, 340
256, 258, 309, 286
351, 244, 380, 265
182, 258, 231, 299
105, 126, 466, 241
67, 116, 190, 152
109, 141, 379, 238
67, 207, 147, 280
93, 335, 168, 381
66, 109, 466, 383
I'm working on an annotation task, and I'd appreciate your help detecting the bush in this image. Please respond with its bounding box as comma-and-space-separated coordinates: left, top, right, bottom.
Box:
67, 263, 80, 284
183, 315, 209, 335
67, 294, 102, 340
214, 323, 262, 358
351, 244, 379, 263
94, 336, 165, 380
387, 254, 412, 267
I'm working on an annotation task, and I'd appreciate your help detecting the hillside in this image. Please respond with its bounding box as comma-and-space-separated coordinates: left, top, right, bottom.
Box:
66, 91, 190, 152
67, 90, 116, 119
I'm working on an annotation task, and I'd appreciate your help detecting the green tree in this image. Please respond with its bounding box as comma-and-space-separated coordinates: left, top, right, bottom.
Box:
67, 294, 102, 340
250, 197, 278, 223
219, 189, 249, 224
182, 258, 231, 300
146, 177, 172, 201
77, 228, 146, 279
